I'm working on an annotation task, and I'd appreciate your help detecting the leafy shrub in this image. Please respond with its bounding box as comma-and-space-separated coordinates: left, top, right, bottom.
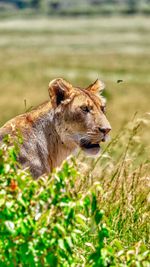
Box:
0, 116, 150, 266
0, 138, 114, 266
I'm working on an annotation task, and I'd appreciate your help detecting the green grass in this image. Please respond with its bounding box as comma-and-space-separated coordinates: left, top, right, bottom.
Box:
0, 122, 149, 266
0, 16, 150, 266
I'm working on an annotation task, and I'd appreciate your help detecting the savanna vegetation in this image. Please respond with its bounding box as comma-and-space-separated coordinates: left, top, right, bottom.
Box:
1, 0, 150, 16
0, 16, 150, 266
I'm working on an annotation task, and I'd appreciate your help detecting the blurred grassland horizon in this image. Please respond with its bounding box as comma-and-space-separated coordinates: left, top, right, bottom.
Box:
0, 0, 150, 17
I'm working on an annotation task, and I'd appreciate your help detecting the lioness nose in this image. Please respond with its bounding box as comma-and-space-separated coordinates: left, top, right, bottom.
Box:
98, 127, 111, 135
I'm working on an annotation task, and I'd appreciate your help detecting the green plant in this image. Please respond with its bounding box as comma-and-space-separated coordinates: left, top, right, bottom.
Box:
0, 116, 149, 267
0, 137, 114, 266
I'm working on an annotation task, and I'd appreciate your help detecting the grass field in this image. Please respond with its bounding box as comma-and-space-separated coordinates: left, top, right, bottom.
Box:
0, 16, 150, 133
0, 16, 150, 266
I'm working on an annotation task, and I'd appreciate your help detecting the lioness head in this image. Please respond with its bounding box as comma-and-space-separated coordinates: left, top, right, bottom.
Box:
49, 78, 111, 155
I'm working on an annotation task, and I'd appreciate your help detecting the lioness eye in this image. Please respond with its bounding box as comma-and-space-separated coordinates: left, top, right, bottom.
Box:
80, 105, 91, 113
101, 106, 106, 113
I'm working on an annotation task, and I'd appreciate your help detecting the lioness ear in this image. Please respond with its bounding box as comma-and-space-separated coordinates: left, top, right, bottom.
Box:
48, 78, 72, 108
86, 79, 105, 94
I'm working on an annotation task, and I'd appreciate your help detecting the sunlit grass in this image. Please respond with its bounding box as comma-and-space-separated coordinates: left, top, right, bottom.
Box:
75, 115, 150, 247
0, 117, 149, 266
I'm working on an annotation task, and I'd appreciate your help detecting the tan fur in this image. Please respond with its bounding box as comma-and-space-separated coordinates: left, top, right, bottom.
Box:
0, 78, 111, 178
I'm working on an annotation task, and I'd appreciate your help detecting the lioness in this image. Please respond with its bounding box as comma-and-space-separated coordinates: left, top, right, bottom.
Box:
0, 78, 111, 178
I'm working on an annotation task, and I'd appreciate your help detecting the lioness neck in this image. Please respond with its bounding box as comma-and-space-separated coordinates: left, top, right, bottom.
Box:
20, 102, 74, 177
0, 101, 75, 178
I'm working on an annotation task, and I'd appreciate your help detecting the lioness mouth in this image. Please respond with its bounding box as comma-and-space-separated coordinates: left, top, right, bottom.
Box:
80, 139, 100, 156
82, 143, 100, 149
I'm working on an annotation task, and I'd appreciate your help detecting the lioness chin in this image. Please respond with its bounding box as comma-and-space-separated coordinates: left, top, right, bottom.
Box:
0, 78, 111, 178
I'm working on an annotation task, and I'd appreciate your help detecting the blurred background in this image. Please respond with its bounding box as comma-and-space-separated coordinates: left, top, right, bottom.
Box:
0, 0, 150, 145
